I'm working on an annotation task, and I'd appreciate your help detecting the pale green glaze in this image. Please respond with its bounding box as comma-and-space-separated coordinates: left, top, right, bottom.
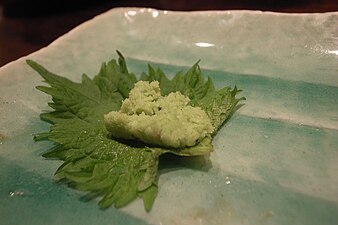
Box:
0, 8, 337, 225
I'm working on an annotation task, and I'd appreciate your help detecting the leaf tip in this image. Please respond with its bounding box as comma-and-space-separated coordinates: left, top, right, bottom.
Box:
26, 59, 34, 65
116, 50, 124, 59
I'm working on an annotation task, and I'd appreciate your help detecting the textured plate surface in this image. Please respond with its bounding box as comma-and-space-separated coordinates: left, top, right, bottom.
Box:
0, 8, 337, 225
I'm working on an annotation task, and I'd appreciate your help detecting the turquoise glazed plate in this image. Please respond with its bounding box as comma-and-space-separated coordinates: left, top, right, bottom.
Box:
0, 8, 337, 225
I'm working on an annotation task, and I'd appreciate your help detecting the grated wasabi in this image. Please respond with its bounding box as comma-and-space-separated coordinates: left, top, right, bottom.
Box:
104, 80, 214, 148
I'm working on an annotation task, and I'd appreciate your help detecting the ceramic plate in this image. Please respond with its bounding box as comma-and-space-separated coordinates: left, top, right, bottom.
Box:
0, 8, 337, 225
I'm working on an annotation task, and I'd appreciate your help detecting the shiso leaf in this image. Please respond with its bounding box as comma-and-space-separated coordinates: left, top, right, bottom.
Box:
27, 51, 244, 211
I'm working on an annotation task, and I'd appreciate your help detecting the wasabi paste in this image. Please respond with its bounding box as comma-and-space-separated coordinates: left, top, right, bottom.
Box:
104, 81, 214, 148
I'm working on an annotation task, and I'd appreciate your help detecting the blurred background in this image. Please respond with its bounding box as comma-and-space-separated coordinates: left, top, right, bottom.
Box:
0, 0, 337, 67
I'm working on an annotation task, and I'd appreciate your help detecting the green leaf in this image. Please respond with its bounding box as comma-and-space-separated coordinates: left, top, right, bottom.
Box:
28, 51, 244, 211
139, 184, 158, 212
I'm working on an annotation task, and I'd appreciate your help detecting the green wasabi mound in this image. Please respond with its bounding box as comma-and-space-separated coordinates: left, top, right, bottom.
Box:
104, 80, 214, 148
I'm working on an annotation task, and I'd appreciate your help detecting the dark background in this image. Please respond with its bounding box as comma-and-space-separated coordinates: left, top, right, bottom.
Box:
0, 0, 337, 67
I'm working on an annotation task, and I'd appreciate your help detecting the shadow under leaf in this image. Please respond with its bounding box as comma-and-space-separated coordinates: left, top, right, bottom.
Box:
158, 153, 212, 176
